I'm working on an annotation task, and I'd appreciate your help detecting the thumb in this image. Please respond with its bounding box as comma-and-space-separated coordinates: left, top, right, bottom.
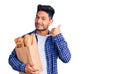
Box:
57, 24, 61, 29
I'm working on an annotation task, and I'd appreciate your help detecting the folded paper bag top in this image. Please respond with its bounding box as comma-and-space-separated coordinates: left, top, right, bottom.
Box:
15, 34, 42, 74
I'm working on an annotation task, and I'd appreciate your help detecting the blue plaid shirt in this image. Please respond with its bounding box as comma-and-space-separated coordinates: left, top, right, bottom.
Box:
8, 30, 71, 74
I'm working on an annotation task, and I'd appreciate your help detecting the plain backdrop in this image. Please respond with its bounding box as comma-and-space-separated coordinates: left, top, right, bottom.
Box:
0, 0, 120, 74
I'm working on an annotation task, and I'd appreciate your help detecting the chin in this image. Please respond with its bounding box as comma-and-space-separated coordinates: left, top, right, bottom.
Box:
36, 27, 43, 30
36, 28, 47, 31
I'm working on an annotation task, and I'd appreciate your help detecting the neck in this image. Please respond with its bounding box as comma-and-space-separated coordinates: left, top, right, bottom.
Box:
36, 29, 49, 36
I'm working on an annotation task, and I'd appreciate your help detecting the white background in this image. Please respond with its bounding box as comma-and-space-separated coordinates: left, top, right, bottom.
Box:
0, 0, 120, 74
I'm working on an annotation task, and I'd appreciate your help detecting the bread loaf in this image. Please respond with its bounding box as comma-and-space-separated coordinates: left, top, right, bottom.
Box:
14, 37, 24, 48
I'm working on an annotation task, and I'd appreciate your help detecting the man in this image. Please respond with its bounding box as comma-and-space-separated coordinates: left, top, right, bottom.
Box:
8, 4, 71, 74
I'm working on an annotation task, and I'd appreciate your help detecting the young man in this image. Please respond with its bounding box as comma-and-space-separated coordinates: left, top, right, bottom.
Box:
8, 4, 71, 74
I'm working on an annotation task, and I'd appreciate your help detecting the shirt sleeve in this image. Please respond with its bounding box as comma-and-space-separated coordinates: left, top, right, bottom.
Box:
8, 48, 26, 73
53, 33, 71, 63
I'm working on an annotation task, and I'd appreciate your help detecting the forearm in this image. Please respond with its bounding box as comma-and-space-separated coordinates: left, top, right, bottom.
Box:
53, 33, 71, 63
8, 49, 26, 72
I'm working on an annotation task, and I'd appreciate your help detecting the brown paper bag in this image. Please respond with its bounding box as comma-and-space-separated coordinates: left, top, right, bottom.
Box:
15, 34, 42, 74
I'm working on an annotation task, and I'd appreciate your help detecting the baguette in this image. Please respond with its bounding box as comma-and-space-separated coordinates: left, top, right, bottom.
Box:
23, 34, 32, 47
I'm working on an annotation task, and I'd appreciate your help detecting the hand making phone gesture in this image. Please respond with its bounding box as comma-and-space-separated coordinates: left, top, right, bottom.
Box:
47, 25, 61, 36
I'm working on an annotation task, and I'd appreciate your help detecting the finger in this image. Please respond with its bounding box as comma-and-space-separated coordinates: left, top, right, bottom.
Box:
31, 71, 39, 74
30, 64, 34, 67
32, 68, 39, 72
30, 68, 39, 74
35, 70, 41, 74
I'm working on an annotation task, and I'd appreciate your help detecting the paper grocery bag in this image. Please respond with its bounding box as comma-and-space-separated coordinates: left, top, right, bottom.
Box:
15, 34, 42, 74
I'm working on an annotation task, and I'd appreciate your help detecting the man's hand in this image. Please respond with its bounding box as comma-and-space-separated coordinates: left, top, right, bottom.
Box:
47, 25, 61, 36
25, 64, 40, 74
